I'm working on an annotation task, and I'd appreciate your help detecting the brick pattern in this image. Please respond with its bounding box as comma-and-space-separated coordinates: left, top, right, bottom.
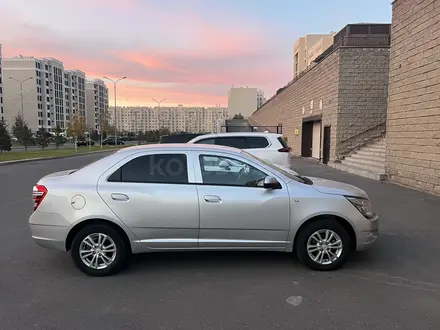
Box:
386, 0, 440, 194
250, 47, 390, 162
337, 48, 390, 156
250, 50, 340, 160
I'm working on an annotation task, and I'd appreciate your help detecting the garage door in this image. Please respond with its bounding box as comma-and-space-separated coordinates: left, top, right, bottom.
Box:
312, 121, 321, 159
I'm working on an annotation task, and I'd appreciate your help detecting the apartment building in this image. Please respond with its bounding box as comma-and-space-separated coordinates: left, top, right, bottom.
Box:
293, 33, 335, 77
109, 106, 228, 133
257, 90, 266, 109
227, 87, 265, 119
86, 79, 109, 132
0, 45, 3, 122
64, 70, 86, 122
2, 56, 66, 132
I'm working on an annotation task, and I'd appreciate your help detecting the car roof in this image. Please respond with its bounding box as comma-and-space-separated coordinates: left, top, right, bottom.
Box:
117, 143, 242, 154
190, 132, 282, 139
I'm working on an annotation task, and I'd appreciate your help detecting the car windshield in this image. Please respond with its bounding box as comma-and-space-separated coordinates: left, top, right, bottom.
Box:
241, 150, 313, 185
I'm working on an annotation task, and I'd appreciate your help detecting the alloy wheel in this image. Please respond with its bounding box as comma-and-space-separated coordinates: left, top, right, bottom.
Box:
306, 229, 343, 265
79, 233, 117, 270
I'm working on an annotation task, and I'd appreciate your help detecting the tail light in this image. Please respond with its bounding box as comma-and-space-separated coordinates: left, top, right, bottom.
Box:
278, 147, 292, 153
33, 185, 48, 211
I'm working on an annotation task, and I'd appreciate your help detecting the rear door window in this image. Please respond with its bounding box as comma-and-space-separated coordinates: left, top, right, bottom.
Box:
214, 137, 246, 149
194, 138, 216, 144
245, 137, 269, 149
108, 154, 188, 184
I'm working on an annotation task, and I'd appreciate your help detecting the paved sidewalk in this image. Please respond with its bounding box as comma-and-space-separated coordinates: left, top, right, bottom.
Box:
292, 156, 440, 283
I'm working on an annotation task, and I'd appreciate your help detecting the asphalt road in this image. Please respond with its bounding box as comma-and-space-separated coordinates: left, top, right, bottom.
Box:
1, 154, 440, 329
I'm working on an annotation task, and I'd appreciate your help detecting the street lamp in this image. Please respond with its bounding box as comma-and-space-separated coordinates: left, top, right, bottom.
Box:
103, 76, 126, 147
9, 76, 34, 120
152, 98, 166, 108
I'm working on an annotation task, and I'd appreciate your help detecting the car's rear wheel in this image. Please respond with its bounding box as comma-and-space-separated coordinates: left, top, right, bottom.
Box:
295, 218, 351, 271
71, 224, 128, 276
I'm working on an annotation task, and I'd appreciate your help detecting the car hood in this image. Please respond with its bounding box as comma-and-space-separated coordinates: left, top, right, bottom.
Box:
308, 177, 368, 198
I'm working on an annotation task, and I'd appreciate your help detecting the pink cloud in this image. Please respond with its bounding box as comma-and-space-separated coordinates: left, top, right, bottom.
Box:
0, 3, 291, 106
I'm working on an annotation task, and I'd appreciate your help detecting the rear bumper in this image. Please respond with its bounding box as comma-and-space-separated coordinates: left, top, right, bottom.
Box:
356, 215, 379, 251
29, 211, 71, 252
30, 224, 69, 251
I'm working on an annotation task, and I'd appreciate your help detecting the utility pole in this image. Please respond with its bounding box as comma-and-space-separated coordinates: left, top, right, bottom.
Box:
9, 76, 34, 121
103, 76, 126, 147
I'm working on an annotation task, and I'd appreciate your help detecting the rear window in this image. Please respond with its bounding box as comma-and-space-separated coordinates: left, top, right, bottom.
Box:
277, 137, 289, 148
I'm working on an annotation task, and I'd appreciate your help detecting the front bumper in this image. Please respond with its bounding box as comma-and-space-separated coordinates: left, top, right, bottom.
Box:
356, 214, 379, 251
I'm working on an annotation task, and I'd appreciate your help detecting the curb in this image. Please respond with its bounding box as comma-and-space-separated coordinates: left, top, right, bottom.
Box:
0, 149, 115, 167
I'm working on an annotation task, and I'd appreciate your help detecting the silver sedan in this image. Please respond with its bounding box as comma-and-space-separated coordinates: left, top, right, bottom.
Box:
29, 144, 379, 276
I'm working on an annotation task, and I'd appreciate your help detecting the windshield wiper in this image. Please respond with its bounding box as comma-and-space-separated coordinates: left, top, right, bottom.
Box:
296, 175, 313, 185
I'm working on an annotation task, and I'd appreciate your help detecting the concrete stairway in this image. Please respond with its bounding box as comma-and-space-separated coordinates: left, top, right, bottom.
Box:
331, 138, 387, 181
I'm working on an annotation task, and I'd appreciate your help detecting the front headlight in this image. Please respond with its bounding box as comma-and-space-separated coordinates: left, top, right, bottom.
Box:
346, 196, 375, 219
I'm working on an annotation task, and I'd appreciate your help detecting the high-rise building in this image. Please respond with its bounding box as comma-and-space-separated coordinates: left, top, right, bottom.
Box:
257, 90, 266, 109
293, 33, 335, 77
64, 70, 86, 123
227, 87, 265, 119
0, 44, 3, 122
2, 56, 66, 132
86, 79, 109, 133
109, 106, 228, 134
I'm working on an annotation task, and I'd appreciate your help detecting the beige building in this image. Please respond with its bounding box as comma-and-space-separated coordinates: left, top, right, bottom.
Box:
227, 87, 265, 119
293, 33, 335, 77
86, 79, 109, 132
386, 0, 440, 194
64, 70, 86, 122
109, 106, 228, 133
2, 56, 67, 132
0, 45, 3, 122
251, 24, 391, 180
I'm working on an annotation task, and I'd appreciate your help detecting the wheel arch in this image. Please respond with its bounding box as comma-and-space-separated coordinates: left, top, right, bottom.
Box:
65, 218, 132, 253
292, 214, 357, 252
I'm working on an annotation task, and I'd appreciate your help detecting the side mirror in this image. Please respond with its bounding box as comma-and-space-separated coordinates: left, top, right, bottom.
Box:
263, 176, 282, 189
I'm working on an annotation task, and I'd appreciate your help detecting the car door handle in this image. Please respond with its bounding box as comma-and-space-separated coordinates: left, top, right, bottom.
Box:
111, 193, 129, 202
204, 195, 221, 203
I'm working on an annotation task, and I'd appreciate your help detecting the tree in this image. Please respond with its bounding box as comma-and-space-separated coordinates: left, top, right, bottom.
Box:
233, 113, 244, 119
22, 125, 34, 150
0, 118, 12, 153
66, 115, 86, 140
53, 124, 65, 148
12, 114, 34, 151
36, 128, 50, 150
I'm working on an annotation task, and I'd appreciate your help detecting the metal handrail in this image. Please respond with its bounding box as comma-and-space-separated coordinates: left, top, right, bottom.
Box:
340, 120, 386, 143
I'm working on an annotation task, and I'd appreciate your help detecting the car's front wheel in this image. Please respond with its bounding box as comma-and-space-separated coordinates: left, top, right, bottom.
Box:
295, 218, 351, 271
71, 224, 129, 276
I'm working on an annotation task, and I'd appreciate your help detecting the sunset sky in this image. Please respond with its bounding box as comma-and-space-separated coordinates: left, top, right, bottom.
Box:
1, 0, 391, 107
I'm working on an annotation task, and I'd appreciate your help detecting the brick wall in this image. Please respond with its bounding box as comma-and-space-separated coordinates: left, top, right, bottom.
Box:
250, 50, 340, 160
386, 0, 440, 194
250, 46, 390, 162
337, 47, 390, 156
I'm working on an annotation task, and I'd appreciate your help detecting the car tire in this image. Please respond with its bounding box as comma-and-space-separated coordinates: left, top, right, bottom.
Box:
295, 218, 351, 271
71, 224, 129, 277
